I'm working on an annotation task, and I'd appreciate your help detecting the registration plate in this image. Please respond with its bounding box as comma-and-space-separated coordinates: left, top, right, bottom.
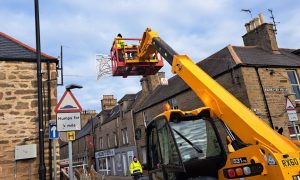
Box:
281, 158, 300, 168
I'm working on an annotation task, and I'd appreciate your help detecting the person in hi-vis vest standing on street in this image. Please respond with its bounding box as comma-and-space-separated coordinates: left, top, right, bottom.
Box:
130, 156, 143, 176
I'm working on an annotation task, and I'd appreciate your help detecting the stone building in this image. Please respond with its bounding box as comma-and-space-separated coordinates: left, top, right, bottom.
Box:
133, 14, 300, 162
0, 32, 58, 178
81, 110, 97, 127
94, 94, 139, 176
60, 115, 98, 170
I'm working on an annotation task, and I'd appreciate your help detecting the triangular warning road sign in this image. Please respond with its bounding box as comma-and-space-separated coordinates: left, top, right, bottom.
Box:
54, 90, 82, 113
285, 97, 295, 111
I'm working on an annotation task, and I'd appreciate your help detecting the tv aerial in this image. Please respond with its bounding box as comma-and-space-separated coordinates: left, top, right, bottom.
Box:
268, 9, 280, 34
241, 9, 252, 19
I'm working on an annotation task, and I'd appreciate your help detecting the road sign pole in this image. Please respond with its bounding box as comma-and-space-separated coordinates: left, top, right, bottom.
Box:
68, 140, 73, 180
53, 139, 57, 180
292, 121, 300, 141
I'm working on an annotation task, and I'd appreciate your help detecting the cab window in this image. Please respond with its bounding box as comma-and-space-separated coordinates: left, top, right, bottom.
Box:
147, 124, 161, 169
170, 118, 222, 162
156, 119, 181, 166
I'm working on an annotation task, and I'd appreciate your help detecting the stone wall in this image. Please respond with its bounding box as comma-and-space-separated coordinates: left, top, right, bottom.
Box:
242, 67, 300, 137
81, 110, 97, 128
94, 118, 118, 152
118, 110, 136, 148
0, 60, 58, 179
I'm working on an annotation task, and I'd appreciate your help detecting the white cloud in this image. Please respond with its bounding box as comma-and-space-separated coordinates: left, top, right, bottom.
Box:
1, 0, 300, 111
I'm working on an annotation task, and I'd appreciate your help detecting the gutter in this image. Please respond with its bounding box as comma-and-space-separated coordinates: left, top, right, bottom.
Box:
0, 57, 58, 63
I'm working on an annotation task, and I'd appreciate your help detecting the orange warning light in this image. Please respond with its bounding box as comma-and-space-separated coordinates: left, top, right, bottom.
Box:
163, 103, 171, 111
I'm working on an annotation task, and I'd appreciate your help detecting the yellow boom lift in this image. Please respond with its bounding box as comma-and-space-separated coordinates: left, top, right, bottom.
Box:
110, 28, 300, 180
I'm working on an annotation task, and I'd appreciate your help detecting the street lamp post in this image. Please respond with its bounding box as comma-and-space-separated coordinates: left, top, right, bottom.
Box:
65, 84, 82, 180
34, 0, 46, 179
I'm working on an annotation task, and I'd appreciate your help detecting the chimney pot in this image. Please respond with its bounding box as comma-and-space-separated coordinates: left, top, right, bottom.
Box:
254, 18, 260, 27
259, 13, 265, 24
249, 20, 255, 31
245, 23, 250, 32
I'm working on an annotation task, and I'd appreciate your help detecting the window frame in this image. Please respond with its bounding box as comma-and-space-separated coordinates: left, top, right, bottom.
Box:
121, 129, 125, 145
114, 132, 118, 147
143, 111, 147, 127
287, 70, 300, 100
125, 128, 129, 144
146, 117, 185, 172
288, 124, 300, 139
100, 137, 103, 149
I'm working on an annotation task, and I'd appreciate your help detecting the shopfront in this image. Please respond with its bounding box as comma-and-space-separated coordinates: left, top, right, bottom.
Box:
95, 146, 137, 176
95, 149, 116, 175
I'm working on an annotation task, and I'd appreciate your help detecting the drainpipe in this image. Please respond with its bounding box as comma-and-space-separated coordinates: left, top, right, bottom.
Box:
255, 67, 274, 129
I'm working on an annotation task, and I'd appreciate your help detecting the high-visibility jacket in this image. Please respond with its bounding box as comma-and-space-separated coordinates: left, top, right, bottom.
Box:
130, 160, 143, 174
116, 37, 125, 48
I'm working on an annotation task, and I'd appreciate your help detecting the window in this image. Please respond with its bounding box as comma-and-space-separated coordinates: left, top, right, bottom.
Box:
287, 70, 300, 99
170, 118, 222, 162
99, 158, 107, 170
125, 128, 129, 144
148, 126, 161, 169
288, 125, 300, 140
121, 129, 129, 144
121, 129, 125, 144
157, 119, 181, 166
107, 134, 110, 148
114, 132, 118, 146
143, 111, 148, 127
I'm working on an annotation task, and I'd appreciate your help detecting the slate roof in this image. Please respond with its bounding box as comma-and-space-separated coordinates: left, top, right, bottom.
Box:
233, 47, 300, 67
76, 117, 98, 139
102, 105, 120, 124
118, 94, 136, 103
292, 49, 300, 56
0, 32, 57, 61
135, 45, 300, 112
101, 93, 140, 124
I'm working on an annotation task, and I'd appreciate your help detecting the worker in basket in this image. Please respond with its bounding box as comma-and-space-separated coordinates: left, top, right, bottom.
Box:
130, 156, 143, 180
116, 33, 125, 62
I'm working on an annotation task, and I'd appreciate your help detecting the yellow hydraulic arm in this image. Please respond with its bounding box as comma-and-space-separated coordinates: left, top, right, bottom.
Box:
137, 28, 298, 154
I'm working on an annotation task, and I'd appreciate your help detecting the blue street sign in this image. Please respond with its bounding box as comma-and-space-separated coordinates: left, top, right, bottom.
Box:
49, 124, 59, 139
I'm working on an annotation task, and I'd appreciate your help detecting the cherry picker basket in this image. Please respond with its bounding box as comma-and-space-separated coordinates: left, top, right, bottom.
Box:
110, 38, 163, 77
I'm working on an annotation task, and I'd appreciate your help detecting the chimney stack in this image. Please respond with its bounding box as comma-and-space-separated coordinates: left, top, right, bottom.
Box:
140, 72, 165, 93
101, 95, 117, 110
242, 13, 280, 54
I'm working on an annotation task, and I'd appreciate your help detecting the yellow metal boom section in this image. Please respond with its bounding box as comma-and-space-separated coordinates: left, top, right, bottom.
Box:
136, 28, 159, 61
136, 28, 298, 153
171, 55, 298, 153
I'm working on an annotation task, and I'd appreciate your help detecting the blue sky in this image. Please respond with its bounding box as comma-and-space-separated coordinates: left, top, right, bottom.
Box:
1, 0, 300, 112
